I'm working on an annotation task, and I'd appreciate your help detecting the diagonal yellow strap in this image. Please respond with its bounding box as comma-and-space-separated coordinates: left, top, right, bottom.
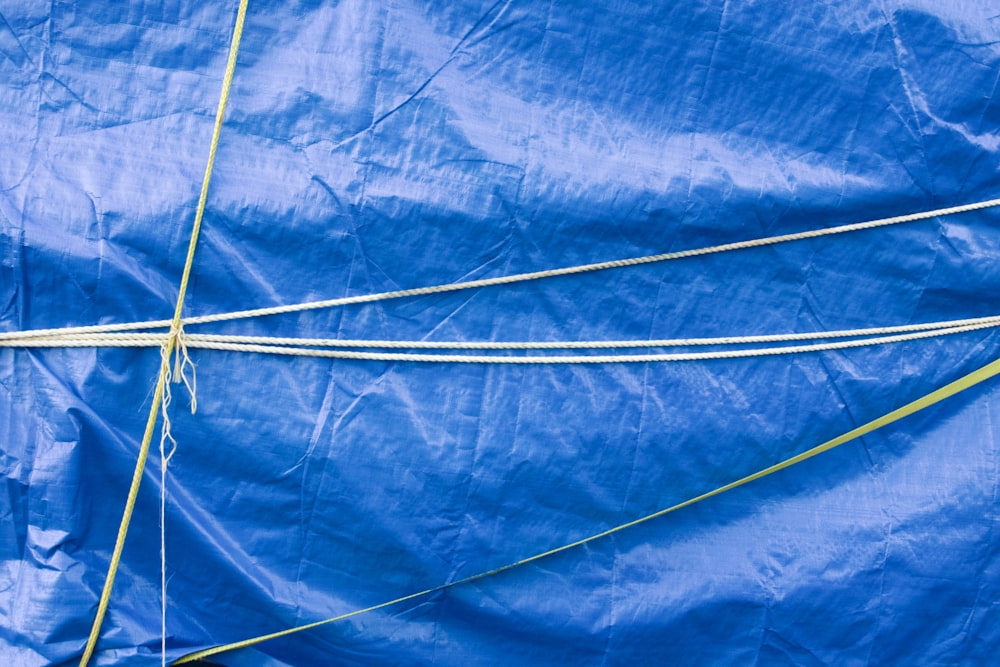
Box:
78, 1, 251, 664
174, 354, 1000, 664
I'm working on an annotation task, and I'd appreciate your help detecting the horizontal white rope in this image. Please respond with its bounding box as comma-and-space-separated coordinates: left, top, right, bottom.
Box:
4, 318, 997, 363
141, 314, 1000, 347
0, 319, 172, 342
0, 197, 996, 344
1, 334, 167, 348
175, 321, 1000, 363
3, 314, 1000, 352
181, 197, 1000, 327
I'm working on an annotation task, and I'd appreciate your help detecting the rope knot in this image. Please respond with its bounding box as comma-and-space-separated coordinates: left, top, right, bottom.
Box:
165, 323, 197, 414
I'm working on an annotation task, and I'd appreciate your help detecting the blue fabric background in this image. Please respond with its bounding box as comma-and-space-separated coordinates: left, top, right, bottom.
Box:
1, 1, 999, 664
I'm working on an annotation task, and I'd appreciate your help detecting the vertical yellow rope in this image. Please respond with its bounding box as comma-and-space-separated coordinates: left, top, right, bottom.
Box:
78, 1, 250, 664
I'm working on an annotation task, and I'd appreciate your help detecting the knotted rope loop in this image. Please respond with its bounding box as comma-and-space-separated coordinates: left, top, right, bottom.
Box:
166, 323, 197, 414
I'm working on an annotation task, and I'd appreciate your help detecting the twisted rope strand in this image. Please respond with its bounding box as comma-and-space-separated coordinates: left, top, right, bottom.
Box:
182, 197, 1000, 327
5, 315, 999, 362
4, 314, 1000, 351
177, 321, 999, 363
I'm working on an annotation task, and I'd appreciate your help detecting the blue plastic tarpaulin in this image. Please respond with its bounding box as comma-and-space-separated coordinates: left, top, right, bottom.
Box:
2, 1, 999, 664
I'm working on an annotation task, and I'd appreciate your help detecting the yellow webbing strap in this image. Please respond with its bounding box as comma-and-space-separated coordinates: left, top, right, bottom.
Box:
78, 1, 251, 664
174, 354, 1000, 664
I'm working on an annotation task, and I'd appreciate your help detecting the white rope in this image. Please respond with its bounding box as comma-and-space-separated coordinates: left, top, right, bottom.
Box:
0, 315, 1000, 354
132, 320, 1000, 364
0, 333, 167, 347
0, 320, 172, 342
156, 314, 1000, 348
178, 197, 1000, 327
1, 197, 996, 345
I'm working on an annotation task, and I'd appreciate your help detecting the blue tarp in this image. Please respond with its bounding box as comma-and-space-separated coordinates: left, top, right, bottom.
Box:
2, 1, 999, 664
